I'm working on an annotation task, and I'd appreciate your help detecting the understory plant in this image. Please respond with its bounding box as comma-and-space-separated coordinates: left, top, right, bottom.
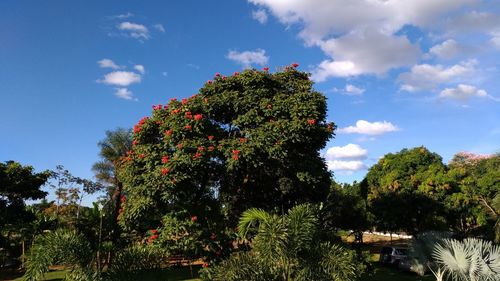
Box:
202, 204, 364, 281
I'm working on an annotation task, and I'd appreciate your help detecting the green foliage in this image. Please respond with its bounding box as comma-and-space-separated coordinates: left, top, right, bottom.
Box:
200, 252, 277, 281
23, 229, 94, 281
364, 147, 450, 234
107, 246, 168, 280
407, 231, 453, 276
433, 238, 500, 281
0, 161, 50, 229
206, 204, 364, 281
118, 67, 335, 236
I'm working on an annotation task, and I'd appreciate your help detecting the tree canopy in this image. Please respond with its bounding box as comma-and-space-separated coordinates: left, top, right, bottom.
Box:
118, 66, 335, 232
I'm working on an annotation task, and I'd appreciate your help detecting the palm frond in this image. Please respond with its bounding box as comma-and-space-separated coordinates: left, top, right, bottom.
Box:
238, 208, 272, 239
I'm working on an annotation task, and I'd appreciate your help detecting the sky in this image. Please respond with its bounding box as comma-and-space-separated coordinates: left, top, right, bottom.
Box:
1, 1, 499, 205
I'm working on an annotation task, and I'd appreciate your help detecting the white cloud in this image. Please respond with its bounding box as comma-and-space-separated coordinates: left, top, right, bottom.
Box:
153, 24, 165, 33
445, 11, 500, 35
134, 65, 145, 74
109, 12, 134, 19
326, 144, 368, 160
326, 160, 367, 172
345, 84, 365, 95
115, 88, 135, 100
226, 49, 269, 68
439, 84, 495, 101
118, 22, 150, 40
311, 28, 420, 81
100, 71, 142, 87
399, 60, 477, 92
428, 39, 464, 60
249, 0, 476, 80
491, 32, 500, 48
97, 59, 121, 70
338, 120, 399, 136
252, 9, 268, 24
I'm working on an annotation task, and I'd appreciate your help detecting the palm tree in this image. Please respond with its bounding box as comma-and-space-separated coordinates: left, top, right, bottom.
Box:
23, 229, 167, 281
92, 128, 132, 242
207, 204, 363, 281
432, 238, 500, 281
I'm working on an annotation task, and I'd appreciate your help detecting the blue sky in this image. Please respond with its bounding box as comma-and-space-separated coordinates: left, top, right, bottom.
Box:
1, 1, 499, 205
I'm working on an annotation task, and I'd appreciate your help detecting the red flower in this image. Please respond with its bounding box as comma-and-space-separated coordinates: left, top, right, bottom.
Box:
208, 146, 215, 151
177, 143, 184, 149
233, 155, 239, 160
233, 72, 239, 76
165, 130, 173, 136
197, 146, 205, 151
292, 63, 299, 68
170, 98, 177, 102
133, 126, 141, 133
161, 168, 170, 175
194, 114, 203, 121
210, 233, 217, 240
215, 73, 221, 77
155, 121, 163, 125
307, 119, 316, 125
193, 152, 202, 159
208, 135, 214, 140
182, 98, 188, 105
267, 104, 272, 109
191, 216, 197, 222
152, 104, 162, 110
239, 138, 246, 143
163, 105, 169, 110
263, 67, 269, 71
132, 140, 139, 146
184, 124, 192, 130
150, 229, 158, 234
202, 263, 209, 268
171, 109, 181, 115
120, 195, 126, 202
232, 150, 241, 155
138, 154, 145, 159
161, 156, 169, 164
207, 80, 212, 84
222, 76, 227, 80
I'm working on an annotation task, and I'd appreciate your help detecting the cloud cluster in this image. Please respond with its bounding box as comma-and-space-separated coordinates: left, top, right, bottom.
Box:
226, 49, 269, 68
325, 143, 368, 173
439, 84, 496, 101
118, 22, 150, 40
97, 59, 145, 100
338, 120, 399, 136
249, 0, 474, 79
252, 9, 268, 24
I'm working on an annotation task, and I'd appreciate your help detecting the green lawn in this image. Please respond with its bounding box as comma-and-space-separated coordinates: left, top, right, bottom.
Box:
9, 266, 201, 281
5, 264, 435, 281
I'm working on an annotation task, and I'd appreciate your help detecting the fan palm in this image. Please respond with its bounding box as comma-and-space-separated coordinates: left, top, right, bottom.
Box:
432, 238, 500, 281
206, 204, 362, 281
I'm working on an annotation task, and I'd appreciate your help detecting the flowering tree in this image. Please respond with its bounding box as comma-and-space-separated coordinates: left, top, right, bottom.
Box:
118, 66, 334, 255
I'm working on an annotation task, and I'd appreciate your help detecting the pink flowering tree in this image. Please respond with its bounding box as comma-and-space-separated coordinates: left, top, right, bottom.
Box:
117, 65, 335, 258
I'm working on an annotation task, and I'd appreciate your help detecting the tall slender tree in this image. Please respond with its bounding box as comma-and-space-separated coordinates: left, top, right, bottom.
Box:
92, 128, 132, 243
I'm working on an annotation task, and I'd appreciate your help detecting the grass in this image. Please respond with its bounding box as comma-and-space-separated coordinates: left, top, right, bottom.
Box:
8, 266, 201, 281
361, 264, 434, 281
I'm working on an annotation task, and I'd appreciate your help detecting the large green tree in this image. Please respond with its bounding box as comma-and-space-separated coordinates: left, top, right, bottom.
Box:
118, 66, 334, 233
364, 147, 449, 234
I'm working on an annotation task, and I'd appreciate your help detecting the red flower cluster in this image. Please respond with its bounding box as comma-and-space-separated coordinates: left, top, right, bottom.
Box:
215, 73, 221, 77
182, 98, 188, 105
191, 215, 197, 222
208, 146, 215, 151
171, 109, 181, 115
307, 119, 316, 125
177, 143, 184, 149
193, 152, 202, 159
239, 138, 246, 143
263, 67, 269, 71
184, 124, 192, 130
170, 98, 177, 102
132, 140, 139, 146
232, 150, 240, 160
152, 104, 162, 110
161, 156, 169, 164
202, 263, 209, 268
292, 63, 299, 68
207, 80, 212, 84
194, 114, 203, 121
165, 130, 173, 136
208, 135, 214, 140
233, 72, 239, 76
161, 168, 170, 175
147, 234, 158, 244
138, 154, 145, 159
185, 111, 193, 119
150, 229, 158, 234
120, 195, 126, 203
197, 146, 205, 151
